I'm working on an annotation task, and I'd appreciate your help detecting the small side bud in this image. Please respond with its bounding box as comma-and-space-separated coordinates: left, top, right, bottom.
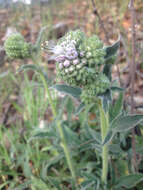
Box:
4, 33, 31, 59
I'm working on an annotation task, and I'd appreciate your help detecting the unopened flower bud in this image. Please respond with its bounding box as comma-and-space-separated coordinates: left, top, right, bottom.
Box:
4, 33, 31, 59
73, 59, 79, 65
63, 60, 70, 67
59, 63, 63, 69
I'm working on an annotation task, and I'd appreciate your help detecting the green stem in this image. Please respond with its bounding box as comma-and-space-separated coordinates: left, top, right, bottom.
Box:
98, 101, 109, 184
39, 73, 76, 182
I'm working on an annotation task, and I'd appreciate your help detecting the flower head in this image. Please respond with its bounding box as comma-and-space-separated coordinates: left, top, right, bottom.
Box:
44, 30, 110, 104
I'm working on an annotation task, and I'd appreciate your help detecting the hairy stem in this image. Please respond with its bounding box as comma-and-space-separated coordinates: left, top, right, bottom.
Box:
39, 73, 77, 182
98, 101, 109, 183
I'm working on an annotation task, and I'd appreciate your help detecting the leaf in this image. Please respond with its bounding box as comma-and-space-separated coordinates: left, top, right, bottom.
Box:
103, 64, 112, 80
35, 26, 48, 52
51, 84, 82, 99
110, 86, 124, 92
31, 176, 50, 190
81, 181, 95, 190
56, 96, 69, 121
87, 127, 101, 144
109, 144, 122, 154
63, 125, 80, 146
17, 64, 49, 81
102, 130, 114, 145
29, 123, 58, 142
115, 174, 143, 189
17, 64, 41, 73
30, 130, 55, 140
110, 92, 123, 121
66, 97, 74, 120
99, 89, 112, 112
42, 155, 64, 172
47, 177, 63, 190
103, 114, 143, 145
75, 103, 85, 115
104, 38, 120, 59
14, 180, 32, 190
111, 114, 143, 132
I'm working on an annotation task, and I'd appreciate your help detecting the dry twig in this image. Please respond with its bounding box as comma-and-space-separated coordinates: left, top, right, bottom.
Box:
91, 0, 109, 43
129, 0, 138, 172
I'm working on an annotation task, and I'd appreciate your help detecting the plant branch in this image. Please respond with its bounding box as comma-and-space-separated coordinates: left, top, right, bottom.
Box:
40, 73, 77, 182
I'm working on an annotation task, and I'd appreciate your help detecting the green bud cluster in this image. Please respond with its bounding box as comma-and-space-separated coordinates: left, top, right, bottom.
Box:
4, 33, 31, 59
81, 74, 110, 104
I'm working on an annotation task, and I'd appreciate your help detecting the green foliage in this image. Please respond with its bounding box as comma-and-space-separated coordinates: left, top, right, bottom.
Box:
103, 114, 143, 145
114, 174, 143, 189
109, 92, 124, 121
51, 84, 82, 99
104, 38, 120, 60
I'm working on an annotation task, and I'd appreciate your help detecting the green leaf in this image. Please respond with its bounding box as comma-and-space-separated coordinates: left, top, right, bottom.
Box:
103, 114, 143, 145
87, 127, 101, 144
110, 86, 124, 92
17, 64, 41, 73
109, 92, 123, 121
15, 181, 32, 190
75, 103, 85, 115
51, 84, 82, 99
103, 64, 112, 80
17, 64, 49, 81
31, 176, 50, 190
111, 114, 143, 132
102, 130, 114, 145
42, 155, 64, 172
115, 174, 143, 189
35, 26, 48, 52
30, 130, 55, 139
104, 38, 120, 59
56, 96, 69, 121
100, 89, 112, 112
47, 177, 62, 190
109, 144, 122, 154
29, 123, 58, 142
63, 125, 80, 146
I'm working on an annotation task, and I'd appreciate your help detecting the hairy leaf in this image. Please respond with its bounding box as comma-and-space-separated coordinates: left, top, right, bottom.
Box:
109, 92, 123, 121
111, 114, 143, 132
75, 103, 85, 115
115, 174, 143, 189
51, 84, 82, 99
110, 86, 124, 92
104, 38, 120, 59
